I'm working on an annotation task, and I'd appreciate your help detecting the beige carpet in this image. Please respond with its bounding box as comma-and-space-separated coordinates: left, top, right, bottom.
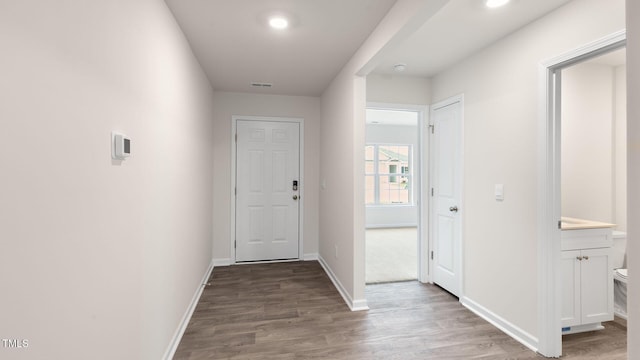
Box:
366, 227, 418, 284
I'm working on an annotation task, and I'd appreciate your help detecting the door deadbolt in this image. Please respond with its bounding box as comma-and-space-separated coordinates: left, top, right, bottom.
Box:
293, 180, 298, 191
293, 195, 299, 200
449, 206, 458, 212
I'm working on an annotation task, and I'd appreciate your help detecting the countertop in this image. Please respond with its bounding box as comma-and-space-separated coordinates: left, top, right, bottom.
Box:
561, 216, 616, 230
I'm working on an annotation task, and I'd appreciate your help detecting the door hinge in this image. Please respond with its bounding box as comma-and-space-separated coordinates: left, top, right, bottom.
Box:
235, 187, 237, 196
429, 124, 434, 134
431, 251, 434, 260
431, 188, 434, 197
234, 240, 236, 249
235, 133, 237, 142
558, 220, 561, 229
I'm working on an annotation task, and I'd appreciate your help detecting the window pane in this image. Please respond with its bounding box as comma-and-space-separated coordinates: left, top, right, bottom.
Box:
365, 175, 376, 205
378, 145, 410, 174
365, 146, 375, 174
365, 161, 375, 174
378, 175, 409, 204
389, 164, 397, 182
365, 144, 412, 206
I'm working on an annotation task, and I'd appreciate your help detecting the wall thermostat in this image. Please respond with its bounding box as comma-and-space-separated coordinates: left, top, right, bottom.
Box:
112, 132, 131, 160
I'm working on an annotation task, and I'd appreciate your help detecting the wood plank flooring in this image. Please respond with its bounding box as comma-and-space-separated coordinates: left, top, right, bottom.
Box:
174, 261, 627, 359
561, 317, 627, 359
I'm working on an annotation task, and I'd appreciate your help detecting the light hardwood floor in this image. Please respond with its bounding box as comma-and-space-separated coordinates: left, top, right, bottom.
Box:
174, 261, 626, 359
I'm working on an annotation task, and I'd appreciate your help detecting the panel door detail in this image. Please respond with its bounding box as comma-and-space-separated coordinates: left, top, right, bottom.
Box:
430, 100, 462, 297
561, 250, 582, 327
580, 247, 613, 324
561, 247, 613, 328
236, 120, 300, 262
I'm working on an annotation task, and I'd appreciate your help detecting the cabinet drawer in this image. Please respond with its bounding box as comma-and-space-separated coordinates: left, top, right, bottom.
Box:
561, 228, 613, 251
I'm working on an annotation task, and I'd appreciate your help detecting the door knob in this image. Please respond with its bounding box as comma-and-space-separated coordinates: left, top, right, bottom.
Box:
293, 195, 298, 200
449, 206, 458, 212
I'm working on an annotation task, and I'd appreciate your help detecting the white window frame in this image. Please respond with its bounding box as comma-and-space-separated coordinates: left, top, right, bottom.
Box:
365, 143, 413, 206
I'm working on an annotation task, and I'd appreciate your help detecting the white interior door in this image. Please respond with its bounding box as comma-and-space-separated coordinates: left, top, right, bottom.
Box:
235, 120, 300, 262
430, 97, 462, 297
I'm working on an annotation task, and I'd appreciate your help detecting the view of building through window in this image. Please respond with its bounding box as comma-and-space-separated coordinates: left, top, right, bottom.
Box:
365, 144, 412, 205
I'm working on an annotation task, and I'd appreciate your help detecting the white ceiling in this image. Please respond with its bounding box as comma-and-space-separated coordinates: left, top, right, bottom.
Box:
165, 0, 577, 97
164, 0, 397, 96
373, 0, 573, 77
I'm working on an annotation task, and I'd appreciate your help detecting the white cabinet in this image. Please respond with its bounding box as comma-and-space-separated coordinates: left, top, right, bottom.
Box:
561, 226, 614, 334
561, 226, 613, 334
561, 248, 613, 328
561, 250, 581, 327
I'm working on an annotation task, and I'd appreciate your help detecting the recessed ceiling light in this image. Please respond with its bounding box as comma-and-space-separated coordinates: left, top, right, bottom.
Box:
393, 63, 407, 72
269, 17, 289, 29
485, 0, 510, 8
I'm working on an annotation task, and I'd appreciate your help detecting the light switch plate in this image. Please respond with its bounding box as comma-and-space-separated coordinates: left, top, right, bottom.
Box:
495, 184, 504, 201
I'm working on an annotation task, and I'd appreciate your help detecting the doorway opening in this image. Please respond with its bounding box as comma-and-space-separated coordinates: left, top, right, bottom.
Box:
559, 45, 628, 356
364, 104, 426, 284
539, 31, 627, 357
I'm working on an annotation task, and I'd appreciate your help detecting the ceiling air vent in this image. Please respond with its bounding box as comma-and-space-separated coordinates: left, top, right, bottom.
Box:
250, 82, 273, 88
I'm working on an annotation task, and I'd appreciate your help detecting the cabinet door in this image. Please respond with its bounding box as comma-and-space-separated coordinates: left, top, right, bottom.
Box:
580, 247, 613, 324
561, 250, 581, 327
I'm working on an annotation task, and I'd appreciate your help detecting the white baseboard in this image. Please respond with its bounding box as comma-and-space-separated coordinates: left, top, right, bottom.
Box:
303, 253, 318, 261
215, 256, 316, 265
163, 259, 215, 360
365, 223, 418, 229
615, 310, 628, 320
213, 258, 231, 267
561, 323, 604, 335
461, 296, 538, 353
216, 255, 317, 264
317, 255, 369, 311
351, 299, 369, 311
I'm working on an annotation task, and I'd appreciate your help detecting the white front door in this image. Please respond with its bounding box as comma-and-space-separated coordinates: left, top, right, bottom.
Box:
235, 120, 300, 262
430, 97, 463, 297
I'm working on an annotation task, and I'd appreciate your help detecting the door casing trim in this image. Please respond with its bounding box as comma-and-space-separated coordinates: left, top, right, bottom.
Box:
230, 115, 305, 264
537, 29, 626, 357
365, 102, 429, 282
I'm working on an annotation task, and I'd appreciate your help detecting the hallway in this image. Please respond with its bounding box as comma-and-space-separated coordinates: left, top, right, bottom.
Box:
174, 261, 537, 359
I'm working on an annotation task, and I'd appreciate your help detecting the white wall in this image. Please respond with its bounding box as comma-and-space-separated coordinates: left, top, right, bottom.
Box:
561, 63, 615, 223
366, 74, 431, 105
366, 124, 419, 228
319, 0, 447, 308
614, 65, 627, 232
561, 62, 627, 229
626, 0, 639, 357
211, 92, 321, 262
320, 72, 361, 304
0, 1, 214, 359
430, 0, 625, 341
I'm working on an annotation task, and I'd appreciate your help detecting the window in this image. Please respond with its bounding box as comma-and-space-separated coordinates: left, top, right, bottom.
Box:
365, 144, 412, 205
